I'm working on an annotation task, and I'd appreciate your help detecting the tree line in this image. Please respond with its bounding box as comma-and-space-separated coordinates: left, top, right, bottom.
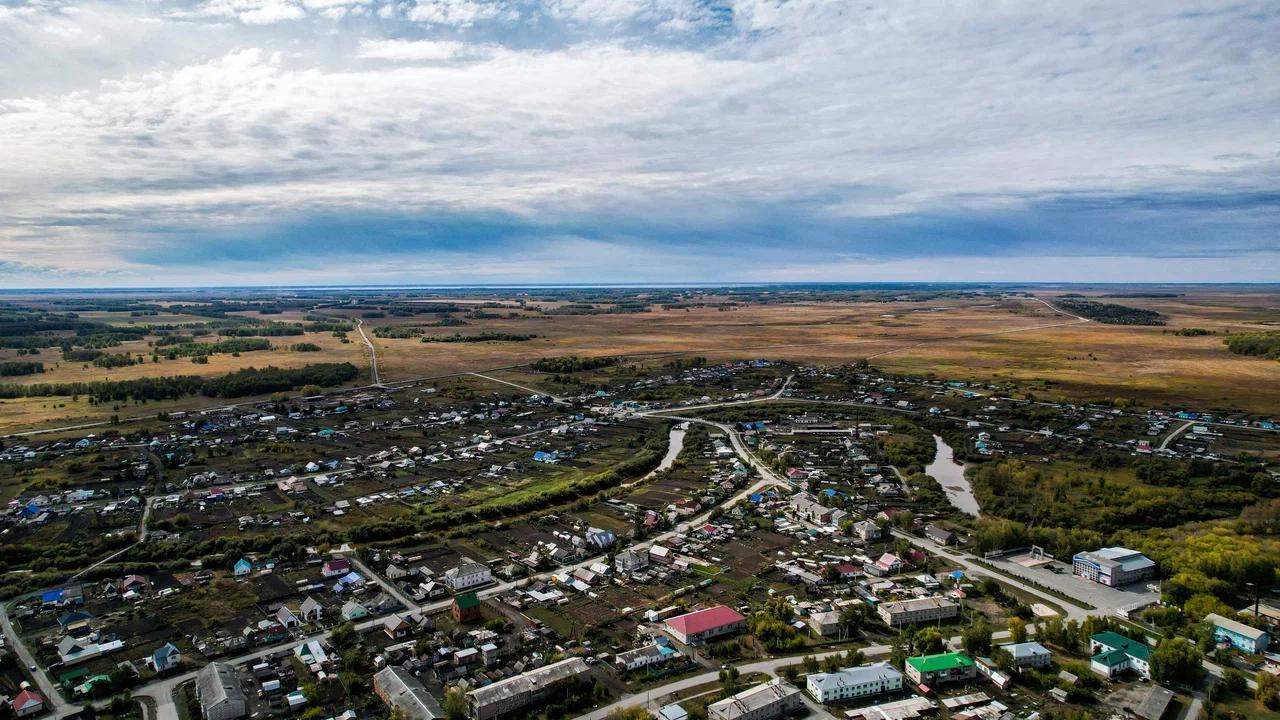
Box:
0, 362, 358, 402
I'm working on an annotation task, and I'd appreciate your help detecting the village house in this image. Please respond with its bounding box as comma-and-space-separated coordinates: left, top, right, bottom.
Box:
452, 591, 483, 623
664, 605, 747, 645
10, 689, 44, 718
864, 553, 902, 577
614, 642, 680, 672
852, 520, 881, 543
999, 641, 1052, 669
322, 558, 352, 578
614, 548, 649, 574
924, 524, 955, 546
299, 596, 324, 623
148, 642, 182, 673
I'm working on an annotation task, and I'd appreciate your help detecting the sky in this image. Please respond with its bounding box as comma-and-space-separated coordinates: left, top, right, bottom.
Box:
0, 0, 1278, 287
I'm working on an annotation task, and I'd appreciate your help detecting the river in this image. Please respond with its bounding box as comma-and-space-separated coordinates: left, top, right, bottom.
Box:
635, 422, 687, 484
926, 434, 980, 516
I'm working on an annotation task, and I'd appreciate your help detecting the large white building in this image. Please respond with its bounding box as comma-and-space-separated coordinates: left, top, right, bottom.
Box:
806, 663, 903, 703
1072, 547, 1155, 587
876, 597, 959, 627
443, 562, 493, 592
708, 679, 803, 720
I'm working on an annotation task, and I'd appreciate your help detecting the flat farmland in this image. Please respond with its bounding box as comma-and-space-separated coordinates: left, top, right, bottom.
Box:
0, 326, 363, 387
356, 293, 1280, 412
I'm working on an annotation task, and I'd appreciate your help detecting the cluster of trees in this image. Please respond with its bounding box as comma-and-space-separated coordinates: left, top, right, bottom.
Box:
1122, 526, 1277, 616
421, 333, 536, 343
159, 338, 271, 359
970, 516, 1104, 560
217, 324, 305, 337
0, 360, 43, 376
532, 355, 620, 373
201, 363, 359, 397
969, 458, 1269, 538
0, 374, 207, 403
544, 302, 651, 315
291, 342, 322, 352
62, 348, 103, 361
93, 353, 142, 368
879, 424, 936, 474
1055, 299, 1166, 325
302, 320, 353, 332
0, 361, 358, 403
1223, 331, 1280, 360
373, 326, 423, 338
1171, 327, 1214, 336
748, 597, 806, 651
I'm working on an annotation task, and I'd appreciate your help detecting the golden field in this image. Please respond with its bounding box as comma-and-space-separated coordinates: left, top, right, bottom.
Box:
349, 291, 1280, 413
2, 290, 1277, 433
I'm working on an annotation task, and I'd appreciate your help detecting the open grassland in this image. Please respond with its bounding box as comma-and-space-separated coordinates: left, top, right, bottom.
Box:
365, 297, 1049, 377
362, 293, 1280, 413
3, 290, 1277, 432
0, 325, 363, 386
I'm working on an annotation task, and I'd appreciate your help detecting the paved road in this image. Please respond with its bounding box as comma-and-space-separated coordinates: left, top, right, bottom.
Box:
347, 556, 420, 611
581, 629, 1022, 720
0, 603, 70, 716
1159, 420, 1195, 451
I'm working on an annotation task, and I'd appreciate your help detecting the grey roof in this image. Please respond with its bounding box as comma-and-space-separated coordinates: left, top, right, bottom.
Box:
708, 679, 800, 719
807, 663, 902, 692
1204, 613, 1268, 641
1078, 547, 1155, 573
374, 666, 444, 720
1133, 686, 1175, 720
447, 562, 489, 577
197, 662, 245, 711
879, 597, 958, 614
1000, 641, 1050, 660
468, 658, 589, 708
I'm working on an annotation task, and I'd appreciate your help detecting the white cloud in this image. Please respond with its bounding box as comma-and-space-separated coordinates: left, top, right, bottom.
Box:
357, 38, 476, 60
405, 0, 508, 26
0, 0, 1277, 282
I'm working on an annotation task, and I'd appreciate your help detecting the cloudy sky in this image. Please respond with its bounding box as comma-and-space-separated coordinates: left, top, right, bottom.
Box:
1, 0, 1277, 287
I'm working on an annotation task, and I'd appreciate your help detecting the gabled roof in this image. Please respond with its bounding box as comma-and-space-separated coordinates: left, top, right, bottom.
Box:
1092, 648, 1129, 667
13, 689, 43, 711
665, 605, 745, 637
1091, 632, 1150, 662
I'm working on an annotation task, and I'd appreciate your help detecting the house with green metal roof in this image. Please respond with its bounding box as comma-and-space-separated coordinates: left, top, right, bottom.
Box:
1089, 631, 1150, 679
904, 651, 976, 688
